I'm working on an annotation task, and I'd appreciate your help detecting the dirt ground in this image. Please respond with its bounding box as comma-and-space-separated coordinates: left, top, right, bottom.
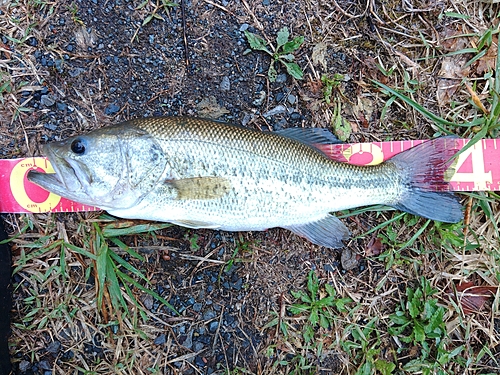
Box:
1, 0, 499, 374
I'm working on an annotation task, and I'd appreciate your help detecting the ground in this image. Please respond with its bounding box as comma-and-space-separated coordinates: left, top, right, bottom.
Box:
1, 0, 499, 374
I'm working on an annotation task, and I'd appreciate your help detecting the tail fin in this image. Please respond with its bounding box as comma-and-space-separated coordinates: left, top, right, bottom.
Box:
389, 137, 463, 223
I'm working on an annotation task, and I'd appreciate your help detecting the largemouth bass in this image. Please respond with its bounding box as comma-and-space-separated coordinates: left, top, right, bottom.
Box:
28, 117, 462, 248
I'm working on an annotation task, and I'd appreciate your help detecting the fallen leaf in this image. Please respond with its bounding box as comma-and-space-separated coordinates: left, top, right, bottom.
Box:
448, 281, 498, 315
348, 96, 375, 129
436, 28, 471, 106
196, 96, 230, 119
311, 42, 328, 71
475, 35, 498, 75
365, 236, 384, 257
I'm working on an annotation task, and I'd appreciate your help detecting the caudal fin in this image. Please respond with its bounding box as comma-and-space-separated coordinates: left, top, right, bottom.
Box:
388, 137, 463, 223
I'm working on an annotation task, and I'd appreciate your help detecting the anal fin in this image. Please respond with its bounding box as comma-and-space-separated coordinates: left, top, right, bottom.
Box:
283, 214, 350, 249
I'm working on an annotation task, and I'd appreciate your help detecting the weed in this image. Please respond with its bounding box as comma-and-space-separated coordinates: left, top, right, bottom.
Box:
388, 277, 464, 374
68, 2, 84, 25
244, 27, 304, 82
289, 270, 351, 343
342, 317, 396, 375
321, 73, 345, 104
225, 235, 254, 272
331, 96, 351, 141
136, 0, 178, 26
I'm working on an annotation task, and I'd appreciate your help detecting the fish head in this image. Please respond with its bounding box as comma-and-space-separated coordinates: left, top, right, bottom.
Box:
28, 124, 167, 209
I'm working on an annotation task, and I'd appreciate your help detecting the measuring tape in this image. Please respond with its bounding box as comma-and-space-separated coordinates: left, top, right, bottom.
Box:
0, 138, 498, 214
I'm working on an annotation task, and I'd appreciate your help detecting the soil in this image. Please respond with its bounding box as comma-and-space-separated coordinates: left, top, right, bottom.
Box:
1, 0, 499, 374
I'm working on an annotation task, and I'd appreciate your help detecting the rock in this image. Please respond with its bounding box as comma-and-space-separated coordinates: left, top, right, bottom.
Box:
39, 360, 51, 370
231, 278, 243, 290
341, 248, 359, 270
287, 94, 296, 105
239, 23, 249, 32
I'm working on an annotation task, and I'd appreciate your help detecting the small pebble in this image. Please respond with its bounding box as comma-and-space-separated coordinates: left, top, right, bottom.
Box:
27, 37, 38, 47
39, 360, 51, 370
275, 73, 287, 83
19, 361, 31, 372
287, 94, 296, 105
68, 68, 85, 78
194, 355, 207, 367
252, 91, 266, 107
263, 105, 286, 117
46, 340, 61, 354
208, 321, 219, 333
324, 263, 336, 273
104, 103, 120, 115
220, 76, 230, 91
239, 23, 249, 32
203, 310, 216, 320
40, 95, 55, 107
154, 334, 166, 345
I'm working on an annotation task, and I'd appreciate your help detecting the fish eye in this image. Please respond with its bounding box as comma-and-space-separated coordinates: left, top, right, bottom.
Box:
71, 139, 86, 155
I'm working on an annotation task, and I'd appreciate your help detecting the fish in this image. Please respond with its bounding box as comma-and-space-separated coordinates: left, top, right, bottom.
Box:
27, 116, 463, 248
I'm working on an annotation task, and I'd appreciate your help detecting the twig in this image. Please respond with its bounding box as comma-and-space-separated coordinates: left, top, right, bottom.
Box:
181, 0, 189, 67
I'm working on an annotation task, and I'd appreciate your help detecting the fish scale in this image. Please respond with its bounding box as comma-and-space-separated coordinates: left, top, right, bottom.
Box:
28, 116, 463, 248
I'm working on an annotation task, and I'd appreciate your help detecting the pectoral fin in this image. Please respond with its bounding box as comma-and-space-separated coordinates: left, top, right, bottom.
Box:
283, 214, 350, 249
167, 177, 231, 200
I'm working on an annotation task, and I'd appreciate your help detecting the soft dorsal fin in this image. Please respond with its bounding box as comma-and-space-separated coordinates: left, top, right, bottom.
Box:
166, 177, 231, 200
275, 128, 342, 149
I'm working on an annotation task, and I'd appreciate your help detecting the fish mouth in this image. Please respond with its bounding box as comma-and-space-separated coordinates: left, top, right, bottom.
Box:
27, 145, 89, 202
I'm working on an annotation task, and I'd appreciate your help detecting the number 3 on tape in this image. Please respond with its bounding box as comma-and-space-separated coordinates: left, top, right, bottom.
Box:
9, 158, 61, 212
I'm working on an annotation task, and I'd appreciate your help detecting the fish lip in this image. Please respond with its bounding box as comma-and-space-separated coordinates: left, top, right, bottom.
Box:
27, 145, 84, 198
